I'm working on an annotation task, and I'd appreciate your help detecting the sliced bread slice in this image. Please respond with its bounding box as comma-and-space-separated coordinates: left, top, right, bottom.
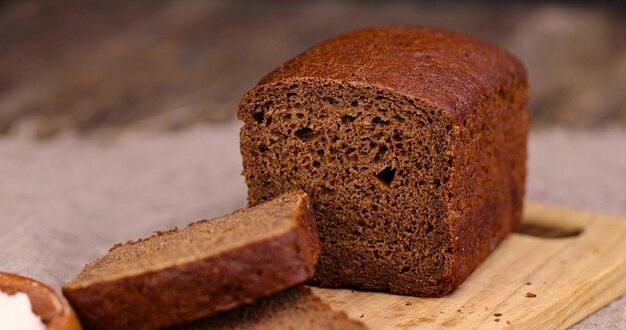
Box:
62, 190, 319, 330
172, 286, 366, 330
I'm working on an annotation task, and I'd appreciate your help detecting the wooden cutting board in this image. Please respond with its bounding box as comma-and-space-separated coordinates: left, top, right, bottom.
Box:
311, 201, 626, 329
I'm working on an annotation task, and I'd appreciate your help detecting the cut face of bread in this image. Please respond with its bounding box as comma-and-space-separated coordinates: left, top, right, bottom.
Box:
172, 286, 366, 330
242, 81, 453, 293
62, 191, 319, 330
239, 26, 528, 296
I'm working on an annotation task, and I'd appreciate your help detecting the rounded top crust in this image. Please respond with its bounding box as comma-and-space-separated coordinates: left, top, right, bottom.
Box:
256, 26, 527, 123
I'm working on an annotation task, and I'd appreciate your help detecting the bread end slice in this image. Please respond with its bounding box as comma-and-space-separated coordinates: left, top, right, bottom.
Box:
172, 286, 367, 330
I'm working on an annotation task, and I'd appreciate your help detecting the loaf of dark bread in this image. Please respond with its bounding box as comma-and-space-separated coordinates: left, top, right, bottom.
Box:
62, 191, 320, 330
171, 286, 366, 330
238, 26, 528, 296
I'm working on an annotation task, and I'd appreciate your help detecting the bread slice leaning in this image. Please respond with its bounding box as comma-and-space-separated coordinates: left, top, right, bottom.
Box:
62, 190, 319, 330
171, 286, 366, 330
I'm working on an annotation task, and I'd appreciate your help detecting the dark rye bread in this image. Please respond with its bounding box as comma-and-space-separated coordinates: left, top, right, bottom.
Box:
239, 26, 528, 296
62, 191, 320, 330
172, 286, 366, 330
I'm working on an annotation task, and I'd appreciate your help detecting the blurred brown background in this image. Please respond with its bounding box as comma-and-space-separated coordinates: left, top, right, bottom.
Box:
1, 0, 625, 138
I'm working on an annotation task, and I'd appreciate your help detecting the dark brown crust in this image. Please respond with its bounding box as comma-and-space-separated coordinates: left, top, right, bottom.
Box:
434, 78, 528, 296
253, 25, 526, 125
62, 192, 320, 330
238, 26, 528, 296
294, 193, 322, 265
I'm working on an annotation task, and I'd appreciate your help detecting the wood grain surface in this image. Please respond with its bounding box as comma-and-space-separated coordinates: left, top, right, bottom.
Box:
311, 201, 626, 329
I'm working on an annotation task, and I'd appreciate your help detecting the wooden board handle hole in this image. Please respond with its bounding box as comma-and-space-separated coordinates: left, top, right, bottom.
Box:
514, 223, 583, 238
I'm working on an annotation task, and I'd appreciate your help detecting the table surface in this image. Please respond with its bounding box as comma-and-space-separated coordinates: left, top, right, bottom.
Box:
1, 124, 624, 329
